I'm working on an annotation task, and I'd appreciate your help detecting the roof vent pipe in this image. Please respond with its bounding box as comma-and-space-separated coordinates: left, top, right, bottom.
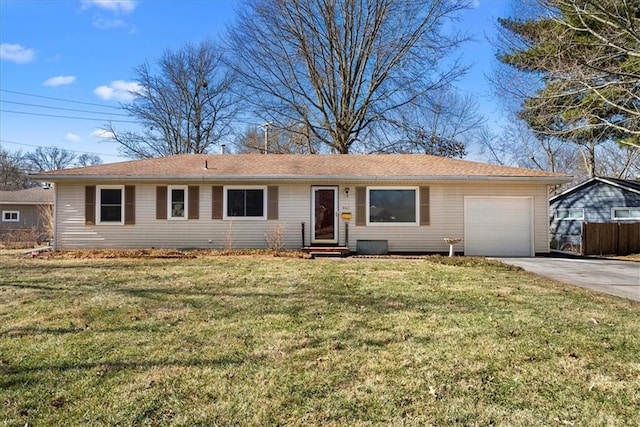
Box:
220, 144, 226, 154
204, 160, 208, 170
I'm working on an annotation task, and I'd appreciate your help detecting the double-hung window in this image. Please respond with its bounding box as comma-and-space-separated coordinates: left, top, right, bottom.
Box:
224, 186, 266, 219
367, 187, 419, 225
97, 186, 124, 224
2, 211, 19, 222
169, 186, 188, 219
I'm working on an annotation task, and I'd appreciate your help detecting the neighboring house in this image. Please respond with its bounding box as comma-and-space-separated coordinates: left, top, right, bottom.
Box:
549, 177, 640, 251
31, 154, 571, 256
0, 187, 54, 243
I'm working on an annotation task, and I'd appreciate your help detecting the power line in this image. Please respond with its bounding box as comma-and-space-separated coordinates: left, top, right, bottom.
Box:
0, 139, 129, 159
0, 89, 267, 127
1, 108, 264, 127
0, 90, 271, 127
0, 89, 122, 109
1, 100, 131, 116
0, 109, 137, 123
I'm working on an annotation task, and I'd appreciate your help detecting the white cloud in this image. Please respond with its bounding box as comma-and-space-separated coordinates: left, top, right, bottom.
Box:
0, 43, 35, 64
65, 133, 82, 142
91, 129, 115, 139
94, 80, 142, 102
81, 0, 136, 14
92, 17, 126, 29
43, 75, 77, 87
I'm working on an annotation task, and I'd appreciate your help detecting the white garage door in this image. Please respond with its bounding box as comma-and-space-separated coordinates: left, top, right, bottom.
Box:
464, 197, 533, 257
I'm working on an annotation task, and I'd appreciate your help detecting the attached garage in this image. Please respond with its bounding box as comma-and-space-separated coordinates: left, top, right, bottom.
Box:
464, 197, 534, 257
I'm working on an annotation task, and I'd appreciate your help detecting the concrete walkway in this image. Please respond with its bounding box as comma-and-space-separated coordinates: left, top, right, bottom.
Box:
495, 256, 640, 302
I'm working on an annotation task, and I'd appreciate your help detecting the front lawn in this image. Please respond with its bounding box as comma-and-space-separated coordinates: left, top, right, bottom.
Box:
1, 253, 638, 425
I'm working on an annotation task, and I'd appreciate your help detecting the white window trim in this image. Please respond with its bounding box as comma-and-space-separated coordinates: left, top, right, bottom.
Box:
366, 186, 419, 226
223, 185, 267, 220
168, 185, 188, 220
555, 208, 584, 221
96, 185, 124, 225
611, 207, 640, 220
2, 210, 20, 222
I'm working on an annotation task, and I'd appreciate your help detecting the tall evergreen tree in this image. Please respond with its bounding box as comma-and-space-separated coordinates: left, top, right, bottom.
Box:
498, 0, 639, 150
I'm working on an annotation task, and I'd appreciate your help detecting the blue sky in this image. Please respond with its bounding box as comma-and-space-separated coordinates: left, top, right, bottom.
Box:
0, 0, 513, 163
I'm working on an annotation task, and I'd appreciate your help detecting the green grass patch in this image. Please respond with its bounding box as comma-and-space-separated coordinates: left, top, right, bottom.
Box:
1, 254, 638, 425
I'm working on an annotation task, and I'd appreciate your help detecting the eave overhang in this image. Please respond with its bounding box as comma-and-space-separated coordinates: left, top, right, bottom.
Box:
30, 173, 573, 185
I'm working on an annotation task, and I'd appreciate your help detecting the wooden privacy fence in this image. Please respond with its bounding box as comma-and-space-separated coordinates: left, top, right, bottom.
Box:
582, 222, 640, 256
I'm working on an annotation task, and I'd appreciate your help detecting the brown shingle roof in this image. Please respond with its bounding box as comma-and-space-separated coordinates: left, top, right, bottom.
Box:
31, 154, 571, 183
0, 187, 54, 204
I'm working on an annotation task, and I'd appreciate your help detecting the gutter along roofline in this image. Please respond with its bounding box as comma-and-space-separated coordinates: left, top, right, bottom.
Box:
29, 173, 573, 184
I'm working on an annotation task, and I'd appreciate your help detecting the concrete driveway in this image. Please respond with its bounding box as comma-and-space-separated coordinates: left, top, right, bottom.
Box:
495, 256, 640, 302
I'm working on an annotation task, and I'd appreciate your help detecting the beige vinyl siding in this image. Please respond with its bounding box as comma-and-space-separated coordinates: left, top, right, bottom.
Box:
55, 184, 311, 249
346, 182, 549, 254
54, 182, 550, 253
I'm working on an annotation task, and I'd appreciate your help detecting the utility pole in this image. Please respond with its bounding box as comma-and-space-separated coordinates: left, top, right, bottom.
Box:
260, 122, 272, 154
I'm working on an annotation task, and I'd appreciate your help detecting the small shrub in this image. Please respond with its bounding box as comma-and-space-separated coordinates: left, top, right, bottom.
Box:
38, 204, 54, 243
0, 228, 39, 249
265, 223, 286, 255
222, 219, 234, 252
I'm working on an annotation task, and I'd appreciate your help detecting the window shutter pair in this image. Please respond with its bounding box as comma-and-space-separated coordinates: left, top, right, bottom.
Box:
211, 186, 278, 219
156, 186, 200, 219
354, 186, 430, 226
85, 185, 135, 225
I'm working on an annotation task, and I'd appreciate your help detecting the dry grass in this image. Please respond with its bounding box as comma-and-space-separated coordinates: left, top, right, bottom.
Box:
1, 252, 638, 426
46, 248, 307, 259
605, 253, 640, 262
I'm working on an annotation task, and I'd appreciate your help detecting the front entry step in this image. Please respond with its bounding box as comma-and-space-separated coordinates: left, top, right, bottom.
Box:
302, 246, 350, 258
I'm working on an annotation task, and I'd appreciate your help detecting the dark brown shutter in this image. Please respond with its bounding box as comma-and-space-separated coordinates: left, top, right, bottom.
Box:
124, 185, 135, 225
419, 186, 430, 226
212, 186, 223, 219
188, 186, 199, 219
355, 186, 366, 226
85, 185, 96, 225
156, 186, 167, 219
267, 186, 278, 220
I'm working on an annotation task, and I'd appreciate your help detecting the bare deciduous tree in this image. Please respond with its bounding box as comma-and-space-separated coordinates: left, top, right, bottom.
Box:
105, 40, 239, 158
593, 141, 640, 179
227, 0, 471, 154
479, 117, 580, 175
479, 115, 640, 182
0, 147, 30, 190
25, 146, 76, 172
234, 122, 320, 154
370, 89, 483, 157
75, 153, 103, 167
